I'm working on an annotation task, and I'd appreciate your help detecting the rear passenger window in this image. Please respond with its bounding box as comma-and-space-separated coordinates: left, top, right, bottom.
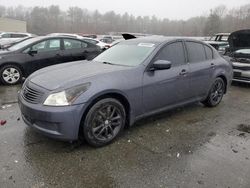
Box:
154, 42, 186, 66
64, 39, 82, 49
186, 42, 206, 63
204, 45, 213, 59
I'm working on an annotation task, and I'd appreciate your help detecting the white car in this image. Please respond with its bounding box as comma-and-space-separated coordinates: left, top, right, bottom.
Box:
47, 33, 83, 39
0, 32, 35, 45
231, 49, 250, 83
81, 38, 110, 50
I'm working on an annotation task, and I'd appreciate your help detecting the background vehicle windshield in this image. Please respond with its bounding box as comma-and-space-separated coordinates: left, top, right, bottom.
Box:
8, 38, 40, 51
94, 44, 155, 66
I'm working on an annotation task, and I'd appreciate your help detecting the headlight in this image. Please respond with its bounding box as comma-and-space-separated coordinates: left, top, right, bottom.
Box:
43, 83, 90, 106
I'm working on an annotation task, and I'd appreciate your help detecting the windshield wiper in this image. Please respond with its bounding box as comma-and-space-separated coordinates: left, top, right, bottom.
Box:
101, 61, 131, 67
102, 61, 116, 65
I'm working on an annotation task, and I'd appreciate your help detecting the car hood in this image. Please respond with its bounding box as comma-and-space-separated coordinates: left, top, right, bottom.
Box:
228, 29, 250, 52
28, 60, 131, 91
0, 49, 14, 55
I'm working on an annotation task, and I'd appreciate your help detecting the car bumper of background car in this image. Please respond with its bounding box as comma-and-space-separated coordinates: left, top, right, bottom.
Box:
233, 69, 250, 83
18, 94, 86, 141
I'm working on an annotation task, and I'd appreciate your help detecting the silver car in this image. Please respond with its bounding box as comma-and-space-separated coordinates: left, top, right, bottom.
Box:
18, 36, 233, 147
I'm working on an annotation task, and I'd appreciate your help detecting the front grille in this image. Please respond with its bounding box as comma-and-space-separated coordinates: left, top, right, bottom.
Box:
233, 65, 250, 71
22, 84, 44, 104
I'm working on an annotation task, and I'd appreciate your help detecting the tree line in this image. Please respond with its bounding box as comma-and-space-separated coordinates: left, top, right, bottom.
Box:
0, 4, 250, 36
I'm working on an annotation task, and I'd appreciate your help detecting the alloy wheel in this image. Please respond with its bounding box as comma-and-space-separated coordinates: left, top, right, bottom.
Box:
210, 79, 225, 105
2, 67, 21, 84
91, 104, 122, 141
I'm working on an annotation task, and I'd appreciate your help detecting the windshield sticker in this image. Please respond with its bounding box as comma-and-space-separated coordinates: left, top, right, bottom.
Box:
138, 43, 155, 47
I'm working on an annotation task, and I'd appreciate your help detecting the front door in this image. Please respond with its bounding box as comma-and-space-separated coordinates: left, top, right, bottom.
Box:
24, 39, 63, 73
142, 41, 191, 113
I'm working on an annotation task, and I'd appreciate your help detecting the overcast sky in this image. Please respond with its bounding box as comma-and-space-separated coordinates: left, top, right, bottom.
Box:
1, 0, 249, 20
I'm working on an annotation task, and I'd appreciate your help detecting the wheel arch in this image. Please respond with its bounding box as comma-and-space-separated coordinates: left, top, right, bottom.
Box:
78, 91, 131, 138
216, 74, 228, 93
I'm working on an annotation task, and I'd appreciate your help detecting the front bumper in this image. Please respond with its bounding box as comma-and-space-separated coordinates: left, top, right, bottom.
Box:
232, 61, 250, 83
18, 94, 86, 141
233, 69, 250, 83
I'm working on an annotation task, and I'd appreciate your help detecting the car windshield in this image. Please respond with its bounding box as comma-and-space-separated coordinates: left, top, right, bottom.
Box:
209, 36, 216, 41
94, 43, 155, 66
8, 38, 40, 51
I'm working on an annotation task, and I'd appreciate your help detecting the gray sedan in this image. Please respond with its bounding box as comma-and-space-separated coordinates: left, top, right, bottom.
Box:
18, 36, 233, 147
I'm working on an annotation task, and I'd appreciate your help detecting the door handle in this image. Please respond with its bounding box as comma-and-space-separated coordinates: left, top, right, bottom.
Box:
179, 69, 188, 76
56, 53, 61, 57
211, 63, 215, 68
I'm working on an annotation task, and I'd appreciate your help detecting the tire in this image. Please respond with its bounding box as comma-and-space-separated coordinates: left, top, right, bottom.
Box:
202, 77, 225, 107
83, 98, 126, 147
0, 64, 23, 85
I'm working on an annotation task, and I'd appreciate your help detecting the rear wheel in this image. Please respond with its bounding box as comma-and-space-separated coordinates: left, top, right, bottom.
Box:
202, 77, 225, 107
83, 98, 126, 147
0, 65, 22, 85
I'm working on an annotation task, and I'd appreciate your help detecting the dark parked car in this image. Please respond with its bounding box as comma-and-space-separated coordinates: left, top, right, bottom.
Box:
18, 36, 232, 147
228, 29, 250, 83
0, 36, 102, 85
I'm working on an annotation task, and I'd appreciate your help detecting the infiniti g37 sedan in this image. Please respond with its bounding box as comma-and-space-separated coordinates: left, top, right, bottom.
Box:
0, 36, 102, 85
18, 36, 233, 147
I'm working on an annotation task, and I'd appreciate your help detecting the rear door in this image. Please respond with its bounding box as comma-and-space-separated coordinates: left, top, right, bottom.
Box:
62, 38, 100, 62
185, 41, 214, 98
142, 41, 191, 113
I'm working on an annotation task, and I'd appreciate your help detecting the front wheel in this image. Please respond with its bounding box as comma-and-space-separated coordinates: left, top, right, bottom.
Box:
83, 98, 126, 147
0, 65, 23, 85
202, 77, 225, 107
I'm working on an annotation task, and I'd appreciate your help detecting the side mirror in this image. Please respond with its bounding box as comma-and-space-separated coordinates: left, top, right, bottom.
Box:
151, 60, 172, 71
28, 49, 38, 55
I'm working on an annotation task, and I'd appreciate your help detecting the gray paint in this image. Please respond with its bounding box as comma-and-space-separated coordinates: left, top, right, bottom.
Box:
19, 36, 233, 140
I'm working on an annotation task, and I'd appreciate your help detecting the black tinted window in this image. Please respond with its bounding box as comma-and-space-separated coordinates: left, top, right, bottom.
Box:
64, 39, 82, 49
204, 45, 213, 59
83, 39, 98, 45
155, 42, 186, 66
186, 42, 206, 63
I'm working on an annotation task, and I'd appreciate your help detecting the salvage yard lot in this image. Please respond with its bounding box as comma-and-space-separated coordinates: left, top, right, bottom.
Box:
0, 83, 250, 188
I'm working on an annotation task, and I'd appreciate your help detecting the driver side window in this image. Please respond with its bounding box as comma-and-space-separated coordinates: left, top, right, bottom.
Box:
154, 42, 186, 66
25, 39, 61, 53
32, 41, 46, 52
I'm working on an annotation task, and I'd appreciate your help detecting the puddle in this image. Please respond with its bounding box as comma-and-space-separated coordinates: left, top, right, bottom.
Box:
237, 124, 250, 133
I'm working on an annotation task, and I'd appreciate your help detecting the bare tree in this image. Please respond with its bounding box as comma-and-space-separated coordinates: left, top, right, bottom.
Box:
0, 4, 250, 36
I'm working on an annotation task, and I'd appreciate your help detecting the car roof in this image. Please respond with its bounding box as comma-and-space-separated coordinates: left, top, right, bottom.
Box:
31, 36, 85, 40
0, 32, 33, 35
120, 36, 206, 46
